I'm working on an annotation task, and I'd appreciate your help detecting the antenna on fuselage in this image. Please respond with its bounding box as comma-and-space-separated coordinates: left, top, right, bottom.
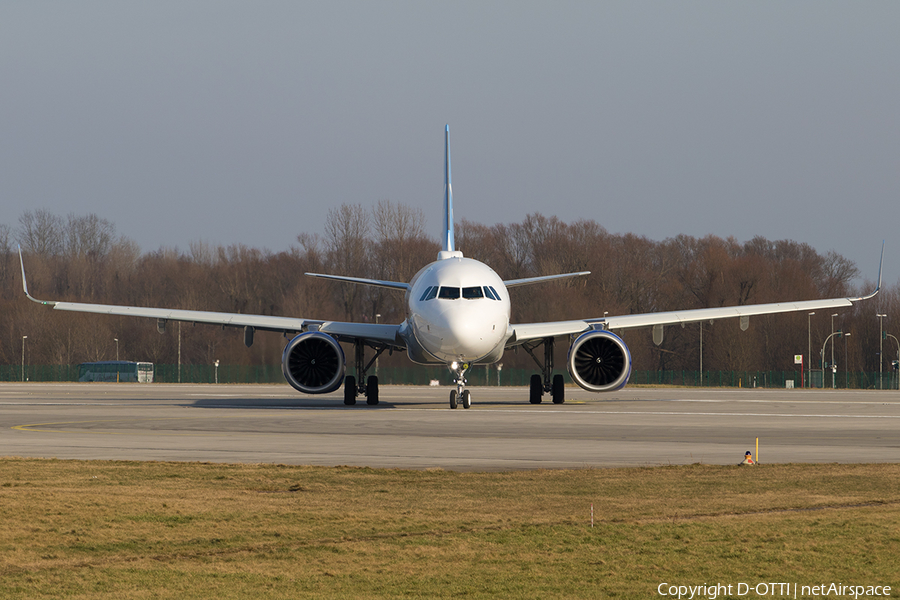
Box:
439, 125, 463, 260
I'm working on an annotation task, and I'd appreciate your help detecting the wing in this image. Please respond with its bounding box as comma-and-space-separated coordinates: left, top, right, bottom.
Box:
509, 244, 884, 346
504, 271, 590, 288
304, 272, 410, 291
18, 247, 402, 347
509, 295, 863, 347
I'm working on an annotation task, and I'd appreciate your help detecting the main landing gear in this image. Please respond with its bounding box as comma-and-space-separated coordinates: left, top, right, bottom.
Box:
343, 339, 389, 406
522, 337, 565, 405
448, 362, 472, 409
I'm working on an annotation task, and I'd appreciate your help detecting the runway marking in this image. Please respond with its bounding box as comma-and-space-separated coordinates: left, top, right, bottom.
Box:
187, 394, 298, 399
12, 418, 223, 435
657, 398, 900, 405
384, 408, 900, 419
587, 410, 900, 419
14, 407, 898, 421
1, 399, 896, 410
0, 402, 142, 406
186, 405, 900, 419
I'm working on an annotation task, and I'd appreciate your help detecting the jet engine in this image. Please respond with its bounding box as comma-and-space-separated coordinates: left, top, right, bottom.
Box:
282, 332, 345, 394
566, 330, 632, 392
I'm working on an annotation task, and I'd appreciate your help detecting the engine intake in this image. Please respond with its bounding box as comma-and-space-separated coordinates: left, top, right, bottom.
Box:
567, 330, 632, 392
282, 332, 345, 394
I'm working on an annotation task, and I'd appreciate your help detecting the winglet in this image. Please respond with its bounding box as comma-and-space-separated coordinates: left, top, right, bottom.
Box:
854, 241, 884, 302
17, 245, 55, 306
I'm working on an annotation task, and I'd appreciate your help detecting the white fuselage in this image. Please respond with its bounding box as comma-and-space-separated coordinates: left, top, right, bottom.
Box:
405, 256, 511, 364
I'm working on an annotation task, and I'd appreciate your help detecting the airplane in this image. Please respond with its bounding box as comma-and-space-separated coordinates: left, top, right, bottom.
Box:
19, 125, 883, 409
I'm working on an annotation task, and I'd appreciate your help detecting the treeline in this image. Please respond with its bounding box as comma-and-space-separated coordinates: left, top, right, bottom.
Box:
0, 204, 894, 377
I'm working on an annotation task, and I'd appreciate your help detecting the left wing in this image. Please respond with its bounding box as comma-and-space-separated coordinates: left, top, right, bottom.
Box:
508, 295, 864, 347
504, 272, 590, 288
509, 245, 884, 346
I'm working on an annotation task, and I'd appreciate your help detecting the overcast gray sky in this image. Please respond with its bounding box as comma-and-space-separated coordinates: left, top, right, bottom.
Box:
2, 2, 897, 286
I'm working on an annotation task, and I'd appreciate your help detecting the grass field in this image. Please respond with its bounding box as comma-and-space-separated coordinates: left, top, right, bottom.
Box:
0, 459, 897, 599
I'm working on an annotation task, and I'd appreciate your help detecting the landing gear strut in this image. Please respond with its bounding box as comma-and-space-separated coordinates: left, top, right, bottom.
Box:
343, 339, 388, 406
448, 362, 472, 409
523, 337, 565, 405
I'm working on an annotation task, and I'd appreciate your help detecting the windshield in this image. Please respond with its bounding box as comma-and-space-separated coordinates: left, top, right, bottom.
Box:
423, 285, 501, 301
462, 286, 484, 299
438, 286, 460, 299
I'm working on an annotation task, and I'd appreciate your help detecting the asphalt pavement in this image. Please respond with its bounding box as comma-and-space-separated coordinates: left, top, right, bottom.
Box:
1, 383, 898, 470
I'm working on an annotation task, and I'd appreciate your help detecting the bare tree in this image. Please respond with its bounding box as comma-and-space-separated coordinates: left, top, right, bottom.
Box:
17, 209, 64, 256
0, 224, 14, 301
324, 204, 371, 319
64, 213, 115, 259
819, 250, 859, 298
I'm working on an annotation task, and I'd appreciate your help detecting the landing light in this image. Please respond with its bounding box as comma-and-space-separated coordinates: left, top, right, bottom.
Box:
451, 361, 459, 371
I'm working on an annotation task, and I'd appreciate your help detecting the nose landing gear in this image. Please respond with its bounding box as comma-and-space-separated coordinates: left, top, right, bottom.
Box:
448, 362, 471, 409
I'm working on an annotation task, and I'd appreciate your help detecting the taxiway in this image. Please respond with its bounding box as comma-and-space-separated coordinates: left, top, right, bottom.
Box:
1, 383, 898, 470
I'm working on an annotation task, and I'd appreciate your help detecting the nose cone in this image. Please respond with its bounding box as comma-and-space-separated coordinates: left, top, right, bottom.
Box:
436, 303, 507, 361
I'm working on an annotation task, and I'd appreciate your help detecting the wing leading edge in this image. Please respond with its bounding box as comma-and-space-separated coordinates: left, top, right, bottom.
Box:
18, 246, 402, 347
509, 243, 884, 346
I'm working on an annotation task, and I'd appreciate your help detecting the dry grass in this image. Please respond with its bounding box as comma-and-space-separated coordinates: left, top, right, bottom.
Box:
0, 459, 898, 598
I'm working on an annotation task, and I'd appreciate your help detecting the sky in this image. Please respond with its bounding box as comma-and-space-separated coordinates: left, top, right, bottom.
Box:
2, 2, 898, 286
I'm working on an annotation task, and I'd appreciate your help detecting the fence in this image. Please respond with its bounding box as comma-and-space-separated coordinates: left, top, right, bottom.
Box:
2, 364, 898, 389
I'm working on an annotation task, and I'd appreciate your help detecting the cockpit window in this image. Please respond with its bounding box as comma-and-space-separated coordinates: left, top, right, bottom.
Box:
419, 286, 438, 302
428, 285, 500, 301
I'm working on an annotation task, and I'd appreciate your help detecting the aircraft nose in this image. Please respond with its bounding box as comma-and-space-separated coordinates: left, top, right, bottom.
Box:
442, 305, 506, 358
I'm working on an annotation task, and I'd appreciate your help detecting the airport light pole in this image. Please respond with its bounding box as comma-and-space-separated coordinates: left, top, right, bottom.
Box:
699, 322, 703, 385
887, 333, 900, 390
21, 335, 27, 382
820, 331, 844, 390
844, 333, 851, 389
807, 312, 815, 388
831, 314, 839, 388
877, 314, 887, 389
114, 338, 119, 361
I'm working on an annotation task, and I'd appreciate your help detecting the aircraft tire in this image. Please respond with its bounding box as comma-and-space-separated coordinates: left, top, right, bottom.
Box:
344, 375, 357, 405
449, 390, 458, 409
366, 376, 379, 405
552, 374, 565, 404
461, 389, 471, 409
529, 374, 543, 404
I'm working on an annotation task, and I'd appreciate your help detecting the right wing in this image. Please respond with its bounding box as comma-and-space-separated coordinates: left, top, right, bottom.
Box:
304, 272, 410, 291
19, 247, 403, 347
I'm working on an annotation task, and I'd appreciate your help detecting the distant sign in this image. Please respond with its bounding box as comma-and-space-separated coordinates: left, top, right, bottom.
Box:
794, 355, 803, 364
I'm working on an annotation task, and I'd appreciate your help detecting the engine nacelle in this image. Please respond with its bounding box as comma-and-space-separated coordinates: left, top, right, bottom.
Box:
567, 330, 632, 392
282, 332, 345, 394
